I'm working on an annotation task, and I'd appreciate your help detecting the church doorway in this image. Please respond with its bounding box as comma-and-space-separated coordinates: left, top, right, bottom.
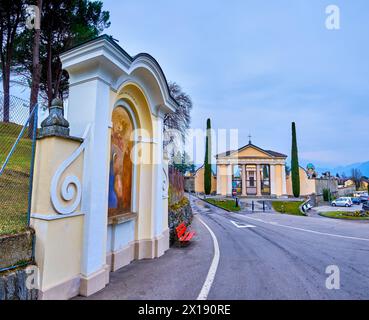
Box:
246, 165, 257, 196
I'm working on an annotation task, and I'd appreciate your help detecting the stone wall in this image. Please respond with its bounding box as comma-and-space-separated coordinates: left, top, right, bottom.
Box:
0, 229, 37, 300
168, 198, 193, 244
315, 178, 338, 196
314, 178, 339, 204
338, 186, 356, 197
0, 266, 38, 300
0, 229, 34, 269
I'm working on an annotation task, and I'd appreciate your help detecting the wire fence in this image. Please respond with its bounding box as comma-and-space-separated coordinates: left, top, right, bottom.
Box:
0, 92, 38, 239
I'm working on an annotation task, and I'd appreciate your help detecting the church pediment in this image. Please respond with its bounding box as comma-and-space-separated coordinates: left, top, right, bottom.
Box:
217, 143, 287, 159
236, 145, 273, 158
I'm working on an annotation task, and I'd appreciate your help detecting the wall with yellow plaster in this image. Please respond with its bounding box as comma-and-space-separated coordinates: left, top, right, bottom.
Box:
217, 165, 228, 195
286, 167, 316, 196
31, 137, 84, 215
237, 146, 272, 158
31, 136, 85, 299
274, 164, 283, 196
194, 166, 217, 194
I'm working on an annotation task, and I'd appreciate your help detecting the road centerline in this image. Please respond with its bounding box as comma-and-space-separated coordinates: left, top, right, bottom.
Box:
196, 215, 220, 300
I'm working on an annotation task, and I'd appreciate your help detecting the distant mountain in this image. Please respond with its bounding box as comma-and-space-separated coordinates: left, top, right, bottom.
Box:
315, 161, 369, 177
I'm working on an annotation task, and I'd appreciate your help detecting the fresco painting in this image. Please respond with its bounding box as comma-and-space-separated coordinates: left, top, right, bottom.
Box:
108, 106, 134, 217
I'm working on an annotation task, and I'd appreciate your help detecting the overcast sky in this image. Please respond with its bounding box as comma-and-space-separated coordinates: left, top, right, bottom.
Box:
103, 0, 369, 167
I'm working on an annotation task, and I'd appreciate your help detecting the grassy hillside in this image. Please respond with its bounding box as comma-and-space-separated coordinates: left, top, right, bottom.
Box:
0, 122, 32, 235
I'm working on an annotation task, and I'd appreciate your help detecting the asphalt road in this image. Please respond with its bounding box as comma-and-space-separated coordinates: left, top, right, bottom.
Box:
191, 195, 369, 300
77, 196, 369, 300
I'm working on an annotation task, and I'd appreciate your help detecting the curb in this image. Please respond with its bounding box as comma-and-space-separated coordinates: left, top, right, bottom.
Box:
318, 213, 369, 221
193, 195, 237, 213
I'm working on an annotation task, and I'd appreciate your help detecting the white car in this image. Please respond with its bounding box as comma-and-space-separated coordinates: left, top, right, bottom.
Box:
331, 197, 352, 207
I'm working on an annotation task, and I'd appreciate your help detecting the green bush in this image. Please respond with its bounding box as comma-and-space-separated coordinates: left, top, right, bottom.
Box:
169, 196, 189, 211
323, 188, 331, 202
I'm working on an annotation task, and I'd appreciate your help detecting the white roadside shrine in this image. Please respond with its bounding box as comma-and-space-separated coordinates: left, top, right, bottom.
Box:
30, 35, 176, 300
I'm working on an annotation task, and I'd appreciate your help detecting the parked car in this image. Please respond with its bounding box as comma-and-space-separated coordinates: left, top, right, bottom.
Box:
354, 191, 367, 198
351, 197, 361, 205
360, 194, 369, 203
331, 197, 352, 207
363, 202, 369, 212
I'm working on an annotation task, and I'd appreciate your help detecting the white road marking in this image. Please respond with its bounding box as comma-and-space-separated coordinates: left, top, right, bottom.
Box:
196, 215, 220, 301
237, 214, 369, 242
231, 220, 256, 229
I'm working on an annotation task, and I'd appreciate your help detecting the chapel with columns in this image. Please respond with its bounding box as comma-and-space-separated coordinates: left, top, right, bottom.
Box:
216, 139, 288, 197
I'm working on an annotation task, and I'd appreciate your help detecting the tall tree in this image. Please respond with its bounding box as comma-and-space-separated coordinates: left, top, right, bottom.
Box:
0, 1, 26, 122
291, 122, 300, 198
164, 82, 193, 150
204, 118, 212, 195
16, 0, 110, 108
171, 151, 195, 174
28, 0, 43, 137
45, 0, 110, 106
29, 0, 42, 108
351, 168, 362, 190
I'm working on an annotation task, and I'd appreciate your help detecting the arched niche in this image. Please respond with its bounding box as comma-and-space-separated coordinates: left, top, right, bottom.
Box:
108, 103, 136, 218
114, 81, 154, 137
108, 81, 155, 221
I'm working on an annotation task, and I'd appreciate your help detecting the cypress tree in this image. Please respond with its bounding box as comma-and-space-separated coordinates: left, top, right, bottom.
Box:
204, 119, 212, 195
291, 122, 300, 198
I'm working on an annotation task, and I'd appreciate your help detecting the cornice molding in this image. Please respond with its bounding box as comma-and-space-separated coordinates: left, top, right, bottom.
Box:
60, 35, 177, 115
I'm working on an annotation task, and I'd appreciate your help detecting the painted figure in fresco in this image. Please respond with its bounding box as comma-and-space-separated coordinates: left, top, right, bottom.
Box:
108, 107, 133, 216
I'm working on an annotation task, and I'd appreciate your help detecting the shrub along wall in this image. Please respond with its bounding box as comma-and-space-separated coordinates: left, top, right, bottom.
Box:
168, 167, 193, 244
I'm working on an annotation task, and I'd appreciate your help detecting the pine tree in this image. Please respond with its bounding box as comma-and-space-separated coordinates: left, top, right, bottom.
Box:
0, 1, 26, 122
16, 0, 111, 107
291, 122, 300, 198
204, 119, 212, 195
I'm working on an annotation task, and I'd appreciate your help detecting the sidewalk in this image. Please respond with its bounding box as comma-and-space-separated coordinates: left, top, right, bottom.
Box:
74, 216, 213, 300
